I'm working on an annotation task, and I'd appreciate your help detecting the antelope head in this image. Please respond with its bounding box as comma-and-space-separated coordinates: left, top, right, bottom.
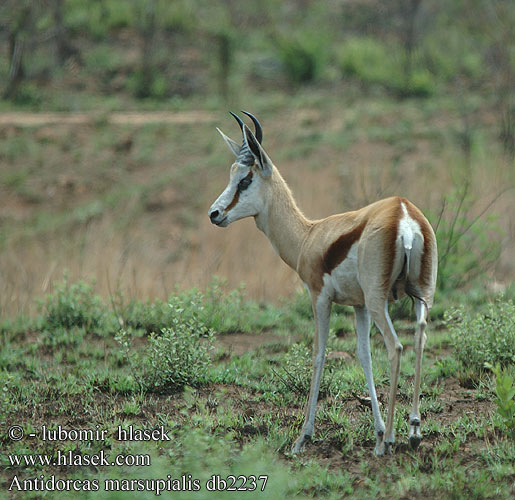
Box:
209, 111, 274, 227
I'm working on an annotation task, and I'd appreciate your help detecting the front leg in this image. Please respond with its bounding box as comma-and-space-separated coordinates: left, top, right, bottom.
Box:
354, 305, 386, 456
291, 294, 331, 453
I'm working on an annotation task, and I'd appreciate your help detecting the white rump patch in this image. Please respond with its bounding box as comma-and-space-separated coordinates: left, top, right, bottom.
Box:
399, 202, 422, 275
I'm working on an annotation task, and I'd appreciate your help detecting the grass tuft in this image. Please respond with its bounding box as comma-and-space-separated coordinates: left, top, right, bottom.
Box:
446, 298, 515, 375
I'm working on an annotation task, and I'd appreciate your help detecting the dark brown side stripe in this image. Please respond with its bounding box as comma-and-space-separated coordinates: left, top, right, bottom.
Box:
323, 221, 367, 274
382, 200, 402, 292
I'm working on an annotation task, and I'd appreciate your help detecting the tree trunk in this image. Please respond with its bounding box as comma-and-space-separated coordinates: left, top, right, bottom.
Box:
3, 5, 31, 100
138, 0, 157, 98
401, 0, 423, 89
53, 0, 76, 65
216, 33, 232, 102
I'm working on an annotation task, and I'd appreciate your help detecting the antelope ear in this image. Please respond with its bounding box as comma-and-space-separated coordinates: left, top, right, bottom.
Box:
243, 125, 273, 178
217, 127, 241, 157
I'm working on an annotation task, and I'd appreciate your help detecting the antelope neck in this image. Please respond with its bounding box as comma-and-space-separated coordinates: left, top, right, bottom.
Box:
255, 169, 313, 271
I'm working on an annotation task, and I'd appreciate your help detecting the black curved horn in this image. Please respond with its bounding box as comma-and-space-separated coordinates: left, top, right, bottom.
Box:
229, 111, 245, 132
241, 110, 263, 144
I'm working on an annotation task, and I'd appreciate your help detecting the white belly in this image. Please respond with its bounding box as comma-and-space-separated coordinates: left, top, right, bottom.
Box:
321, 244, 364, 306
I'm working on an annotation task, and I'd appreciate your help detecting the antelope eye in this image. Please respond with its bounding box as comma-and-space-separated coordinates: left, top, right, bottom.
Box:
238, 175, 252, 191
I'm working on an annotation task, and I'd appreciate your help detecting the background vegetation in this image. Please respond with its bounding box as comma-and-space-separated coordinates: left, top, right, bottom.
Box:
0, 0, 513, 498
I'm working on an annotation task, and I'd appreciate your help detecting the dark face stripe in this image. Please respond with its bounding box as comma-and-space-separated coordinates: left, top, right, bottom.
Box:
225, 171, 253, 214
225, 189, 240, 212
323, 221, 367, 273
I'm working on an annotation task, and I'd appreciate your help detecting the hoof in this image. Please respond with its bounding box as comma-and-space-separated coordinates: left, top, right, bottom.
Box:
409, 417, 421, 450
291, 434, 311, 454
374, 430, 385, 456
375, 441, 394, 456
384, 441, 395, 455
409, 434, 421, 450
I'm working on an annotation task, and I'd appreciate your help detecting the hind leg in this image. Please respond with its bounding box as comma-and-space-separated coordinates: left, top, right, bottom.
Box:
409, 298, 427, 449
368, 298, 403, 455
355, 305, 386, 455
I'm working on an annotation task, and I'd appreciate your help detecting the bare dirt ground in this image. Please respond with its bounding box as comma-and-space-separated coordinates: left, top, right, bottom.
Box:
0, 110, 217, 126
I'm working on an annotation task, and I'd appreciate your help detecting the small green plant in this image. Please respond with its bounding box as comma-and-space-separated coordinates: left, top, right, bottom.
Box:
122, 396, 143, 416
485, 362, 515, 435
126, 68, 169, 99
446, 298, 515, 375
427, 356, 459, 382
275, 343, 312, 395
0, 370, 17, 415
274, 343, 333, 397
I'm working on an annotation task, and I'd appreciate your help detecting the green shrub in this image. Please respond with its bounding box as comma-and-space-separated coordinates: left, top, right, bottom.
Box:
38, 276, 113, 333
276, 32, 328, 85
396, 69, 436, 98
338, 36, 392, 86
66, 0, 135, 39
103, 0, 135, 30
144, 324, 213, 392
435, 185, 502, 292
122, 298, 171, 334
40, 325, 85, 349
122, 279, 278, 335
423, 31, 484, 83
200, 278, 278, 333
83, 45, 124, 76
118, 296, 214, 393
338, 36, 436, 97
446, 298, 515, 373
10, 83, 43, 108
285, 290, 313, 320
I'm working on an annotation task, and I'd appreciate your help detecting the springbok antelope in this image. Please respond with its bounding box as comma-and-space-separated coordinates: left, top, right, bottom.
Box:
209, 112, 437, 456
